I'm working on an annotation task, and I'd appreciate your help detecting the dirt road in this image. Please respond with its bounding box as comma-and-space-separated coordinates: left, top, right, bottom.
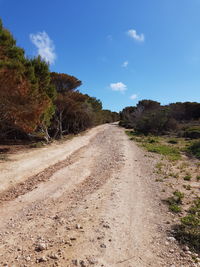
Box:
0, 124, 190, 267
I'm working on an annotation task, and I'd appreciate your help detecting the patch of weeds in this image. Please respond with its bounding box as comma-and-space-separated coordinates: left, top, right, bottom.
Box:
142, 143, 181, 161
169, 172, 179, 178
168, 139, 178, 144
147, 137, 159, 143
155, 178, 164, 182
169, 204, 182, 213
29, 142, 44, 148
187, 141, 200, 159
179, 162, 189, 170
165, 191, 184, 213
183, 184, 191, 190
196, 176, 200, 181
174, 198, 200, 252
184, 174, 191, 181
0, 154, 9, 161
155, 162, 163, 170
173, 190, 185, 201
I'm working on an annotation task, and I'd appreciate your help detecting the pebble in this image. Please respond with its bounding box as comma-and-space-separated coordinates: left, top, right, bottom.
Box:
100, 244, 106, 248
166, 237, 176, 242
35, 243, 46, 251
183, 245, 190, 251
38, 256, 47, 262
80, 260, 87, 267
76, 224, 82, 229
49, 253, 59, 260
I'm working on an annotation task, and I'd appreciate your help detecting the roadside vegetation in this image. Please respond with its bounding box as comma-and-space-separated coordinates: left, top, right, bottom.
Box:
0, 18, 118, 148
120, 99, 200, 253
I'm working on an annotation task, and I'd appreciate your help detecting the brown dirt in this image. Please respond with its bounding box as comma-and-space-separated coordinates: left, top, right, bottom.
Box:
0, 124, 198, 266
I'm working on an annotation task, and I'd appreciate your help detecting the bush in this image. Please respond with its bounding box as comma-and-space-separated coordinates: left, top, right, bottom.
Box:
184, 175, 191, 181
169, 204, 182, 213
187, 141, 200, 159
168, 139, 178, 144
174, 198, 200, 252
184, 126, 200, 139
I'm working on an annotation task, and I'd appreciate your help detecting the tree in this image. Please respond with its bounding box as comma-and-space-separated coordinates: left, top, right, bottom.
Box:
0, 19, 55, 141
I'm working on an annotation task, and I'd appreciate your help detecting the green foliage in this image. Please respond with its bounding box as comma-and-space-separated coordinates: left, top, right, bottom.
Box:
166, 191, 184, 213
184, 126, 200, 139
169, 204, 182, 213
183, 175, 191, 181
174, 198, 200, 252
187, 141, 200, 159
120, 99, 200, 136
0, 18, 118, 143
142, 143, 181, 160
168, 139, 178, 144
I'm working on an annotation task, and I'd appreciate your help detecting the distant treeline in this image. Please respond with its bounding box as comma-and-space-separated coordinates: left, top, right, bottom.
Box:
0, 19, 118, 143
120, 100, 200, 137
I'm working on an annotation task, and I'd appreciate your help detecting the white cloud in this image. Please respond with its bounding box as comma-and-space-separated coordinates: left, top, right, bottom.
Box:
122, 61, 129, 68
127, 29, 145, 42
110, 82, 127, 93
130, 94, 138, 100
30, 31, 56, 64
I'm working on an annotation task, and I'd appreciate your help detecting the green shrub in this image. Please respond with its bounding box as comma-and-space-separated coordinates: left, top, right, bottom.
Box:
168, 139, 178, 144
169, 204, 182, 213
174, 198, 200, 252
196, 176, 200, 181
184, 175, 191, 181
184, 126, 200, 139
143, 143, 181, 160
187, 141, 200, 159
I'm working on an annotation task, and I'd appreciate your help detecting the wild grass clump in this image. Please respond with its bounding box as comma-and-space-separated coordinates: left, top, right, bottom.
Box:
29, 142, 44, 148
174, 198, 200, 252
143, 143, 181, 161
168, 139, 178, 144
184, 174, 192, 181
166, 191, 184, 213
187, 140, 200, 159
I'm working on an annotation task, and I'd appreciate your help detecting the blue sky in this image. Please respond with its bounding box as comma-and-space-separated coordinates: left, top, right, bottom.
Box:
1, 0, 200, 111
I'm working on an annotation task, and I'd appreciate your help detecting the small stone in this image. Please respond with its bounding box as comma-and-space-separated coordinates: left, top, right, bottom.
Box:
26, 256, 31, 261
169, 249, 174, 253
87, 257, 98, 265
180, 252, 186, 257
65, 241, 72, 246
103, 224, 110, 229
186, 251, 192, 255
35, 243, 46, 251
38, 256, 47, 262
165, 241, 169, 246
49, 253, 59, 260
72, 259, 78, 265
100, 243, 106, 248
80, 260, 86, 267
70, 237, 77, 241
166, 237, 176, 242
76, 224, 82, 229
183, 245, 190, 251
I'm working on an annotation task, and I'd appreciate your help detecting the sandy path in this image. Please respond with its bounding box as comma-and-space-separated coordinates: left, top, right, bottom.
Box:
0, 124, 189, 267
